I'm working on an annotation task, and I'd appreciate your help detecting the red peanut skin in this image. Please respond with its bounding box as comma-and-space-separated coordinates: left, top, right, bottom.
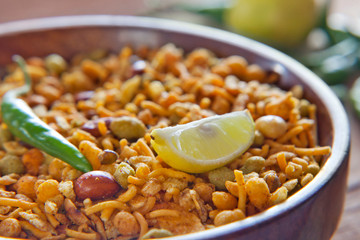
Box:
74, 170, 121, 201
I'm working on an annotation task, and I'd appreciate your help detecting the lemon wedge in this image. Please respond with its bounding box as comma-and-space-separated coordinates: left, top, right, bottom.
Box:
150, 110, 255, 173
224, 0, 317, 48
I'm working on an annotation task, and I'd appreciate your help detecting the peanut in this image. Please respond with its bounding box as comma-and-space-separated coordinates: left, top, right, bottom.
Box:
74, 171, 121, 201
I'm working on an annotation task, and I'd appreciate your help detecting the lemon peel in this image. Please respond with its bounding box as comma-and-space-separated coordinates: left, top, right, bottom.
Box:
224, 0, 317, 48
150, 110, 255, 173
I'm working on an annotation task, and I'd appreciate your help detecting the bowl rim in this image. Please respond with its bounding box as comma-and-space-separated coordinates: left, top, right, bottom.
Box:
0, 15, 351, 239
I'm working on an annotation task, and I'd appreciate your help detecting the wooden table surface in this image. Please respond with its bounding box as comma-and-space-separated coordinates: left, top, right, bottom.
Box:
0, 0, 359, 239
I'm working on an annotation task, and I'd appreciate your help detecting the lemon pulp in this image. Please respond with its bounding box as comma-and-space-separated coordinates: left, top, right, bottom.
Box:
150, 110, 255, 173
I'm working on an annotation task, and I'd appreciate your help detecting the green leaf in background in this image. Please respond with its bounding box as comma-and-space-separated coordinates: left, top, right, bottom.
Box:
350, 76, 360, 118
188, 7, 225, 24
299, 38, 359, 68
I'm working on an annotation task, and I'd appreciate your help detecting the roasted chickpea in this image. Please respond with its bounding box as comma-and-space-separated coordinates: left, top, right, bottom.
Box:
0, 218, 21, 237
112, 211, 140, 235
255, 115, 287, 139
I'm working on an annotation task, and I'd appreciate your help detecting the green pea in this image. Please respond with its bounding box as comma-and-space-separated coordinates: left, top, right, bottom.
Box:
110, 116, 146, 140
299, 99, 310, 117
240, 156, 265, 174
0, 154, 25, 175
113, 162, 135, 189
45, 54, 67, 75
208, 166, 235, 190
0, 126, 12, 150
306, 163, 320, 176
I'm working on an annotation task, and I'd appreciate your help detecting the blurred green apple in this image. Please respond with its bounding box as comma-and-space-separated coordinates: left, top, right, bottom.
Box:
224, 0, 318, 49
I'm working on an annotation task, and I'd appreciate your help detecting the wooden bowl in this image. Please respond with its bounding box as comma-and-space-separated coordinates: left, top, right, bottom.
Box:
0, 15, 350, 240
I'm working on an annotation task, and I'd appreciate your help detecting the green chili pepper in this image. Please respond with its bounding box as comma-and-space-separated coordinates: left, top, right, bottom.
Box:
0, 55, 93, 172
